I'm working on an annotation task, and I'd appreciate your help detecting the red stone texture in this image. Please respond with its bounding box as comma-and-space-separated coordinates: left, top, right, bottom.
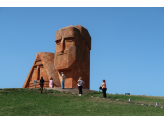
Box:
23, 25, 91, 89
23, 52, 60, 88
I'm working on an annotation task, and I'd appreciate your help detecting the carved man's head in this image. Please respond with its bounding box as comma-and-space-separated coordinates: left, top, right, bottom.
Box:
54, 25, 91, 70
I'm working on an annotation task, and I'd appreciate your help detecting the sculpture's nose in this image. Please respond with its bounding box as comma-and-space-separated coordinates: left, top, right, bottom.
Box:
61, 38, 65, 53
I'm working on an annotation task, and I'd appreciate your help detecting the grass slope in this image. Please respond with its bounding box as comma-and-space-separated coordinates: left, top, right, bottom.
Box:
0, 88, 164, 116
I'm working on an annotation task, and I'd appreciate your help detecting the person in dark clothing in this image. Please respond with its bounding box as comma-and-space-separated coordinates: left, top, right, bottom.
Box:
101, 80, 107, 98
77, 77, 85, 96
39, 77, 44, 93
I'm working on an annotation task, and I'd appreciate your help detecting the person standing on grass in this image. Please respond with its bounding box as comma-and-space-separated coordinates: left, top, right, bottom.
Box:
61, 72, 66, 89
101, 80, 107, 98
39, 77, 44, 93
77, 77, 85, 96
49, 77, 53, 88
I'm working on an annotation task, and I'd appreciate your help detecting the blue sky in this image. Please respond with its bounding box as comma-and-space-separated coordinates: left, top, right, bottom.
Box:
0, 7, 164, 97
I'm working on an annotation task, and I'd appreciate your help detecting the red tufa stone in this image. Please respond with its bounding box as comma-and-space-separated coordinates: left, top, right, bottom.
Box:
23, 25, 91, 89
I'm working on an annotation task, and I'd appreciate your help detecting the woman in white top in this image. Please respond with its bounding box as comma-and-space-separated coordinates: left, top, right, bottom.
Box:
77, 77, 85, 96
49, 77, 53, 88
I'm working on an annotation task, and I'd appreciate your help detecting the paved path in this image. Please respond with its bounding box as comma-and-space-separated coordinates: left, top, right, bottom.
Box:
0, 87, 97, 95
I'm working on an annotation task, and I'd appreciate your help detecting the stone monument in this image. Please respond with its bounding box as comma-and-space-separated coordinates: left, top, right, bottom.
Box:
23, 25, 91, 89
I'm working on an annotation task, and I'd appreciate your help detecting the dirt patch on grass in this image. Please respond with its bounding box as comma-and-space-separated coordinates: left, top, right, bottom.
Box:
88, 96, 134, 105
45, 88, 96, 95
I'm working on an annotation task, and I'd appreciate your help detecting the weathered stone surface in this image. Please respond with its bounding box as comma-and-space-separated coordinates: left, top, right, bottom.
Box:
23, 52, 60, 88
23, 25, 91, 89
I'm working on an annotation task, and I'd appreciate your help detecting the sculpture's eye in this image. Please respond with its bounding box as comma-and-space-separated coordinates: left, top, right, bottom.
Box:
65, 37, 74, 42
65, 37, 74, 50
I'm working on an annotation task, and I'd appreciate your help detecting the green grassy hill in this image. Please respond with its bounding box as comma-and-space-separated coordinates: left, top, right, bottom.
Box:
0, 88, 164, 116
